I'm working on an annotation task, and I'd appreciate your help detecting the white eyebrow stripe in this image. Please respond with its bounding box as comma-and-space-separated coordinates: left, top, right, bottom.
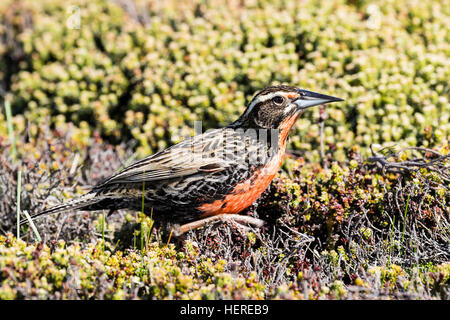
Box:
243, 91, 300, 118
259, 91, 300, 101
243, 92, 281, 117
256, 92, 280, 102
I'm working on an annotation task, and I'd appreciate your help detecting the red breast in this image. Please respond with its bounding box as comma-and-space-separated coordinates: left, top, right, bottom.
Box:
197, 113, 299, 217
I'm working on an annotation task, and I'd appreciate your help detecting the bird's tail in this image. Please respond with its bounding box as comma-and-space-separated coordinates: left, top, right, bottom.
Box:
20, 192, 103, 226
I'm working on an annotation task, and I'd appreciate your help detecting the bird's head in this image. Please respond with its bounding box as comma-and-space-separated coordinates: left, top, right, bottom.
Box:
232, 85, 343, 131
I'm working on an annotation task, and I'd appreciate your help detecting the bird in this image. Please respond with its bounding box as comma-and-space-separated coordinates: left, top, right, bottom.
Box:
23, 85, 343, 236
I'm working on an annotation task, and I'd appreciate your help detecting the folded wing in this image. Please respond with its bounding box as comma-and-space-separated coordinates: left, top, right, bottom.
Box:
94, 129, 236, 187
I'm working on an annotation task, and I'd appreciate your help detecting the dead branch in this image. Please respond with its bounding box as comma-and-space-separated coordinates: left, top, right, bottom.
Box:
367, 144, 449, 185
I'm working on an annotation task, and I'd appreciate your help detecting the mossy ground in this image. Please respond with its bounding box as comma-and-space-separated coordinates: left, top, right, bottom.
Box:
0, 0, 448, 160
0, 0, 449, 300
0, 127, 448, 299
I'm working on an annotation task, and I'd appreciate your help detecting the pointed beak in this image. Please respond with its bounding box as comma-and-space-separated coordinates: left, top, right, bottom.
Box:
294, 89, 344, 110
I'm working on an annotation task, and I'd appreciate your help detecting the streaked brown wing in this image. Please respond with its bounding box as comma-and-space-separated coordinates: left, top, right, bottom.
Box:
95, 129, 234, 186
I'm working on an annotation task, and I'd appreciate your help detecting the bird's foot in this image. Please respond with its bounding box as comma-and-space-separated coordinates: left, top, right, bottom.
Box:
173, 214, 265, 237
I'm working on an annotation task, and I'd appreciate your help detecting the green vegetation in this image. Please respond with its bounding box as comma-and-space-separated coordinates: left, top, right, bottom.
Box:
1, 233, 448, 300
0, 0, 448, 159
0, 127, 447, 299
0, 0, 448, 299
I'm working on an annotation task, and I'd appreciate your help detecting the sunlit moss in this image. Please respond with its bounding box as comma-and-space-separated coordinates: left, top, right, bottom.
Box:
0, 0, 448, 161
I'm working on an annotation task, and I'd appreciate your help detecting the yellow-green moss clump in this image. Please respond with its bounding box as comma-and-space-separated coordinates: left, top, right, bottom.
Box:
1, 232, 448, 300
0, 0, 448, 300
0, 128, 448, 299
1, 0, 448, 160
0, 234, 266, 299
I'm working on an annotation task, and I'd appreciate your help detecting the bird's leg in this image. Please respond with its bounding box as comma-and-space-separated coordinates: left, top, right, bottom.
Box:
173, 214, 265, 236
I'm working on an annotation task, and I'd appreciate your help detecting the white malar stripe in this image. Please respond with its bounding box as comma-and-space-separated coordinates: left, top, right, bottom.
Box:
283, 103, 297, 115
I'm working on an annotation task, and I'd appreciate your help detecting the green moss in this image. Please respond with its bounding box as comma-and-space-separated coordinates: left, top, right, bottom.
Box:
1, 0, 448, 160
0, 0, 448, 301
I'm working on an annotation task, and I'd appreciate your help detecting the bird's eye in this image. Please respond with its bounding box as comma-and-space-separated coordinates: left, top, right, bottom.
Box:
272, 96, 284, 105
